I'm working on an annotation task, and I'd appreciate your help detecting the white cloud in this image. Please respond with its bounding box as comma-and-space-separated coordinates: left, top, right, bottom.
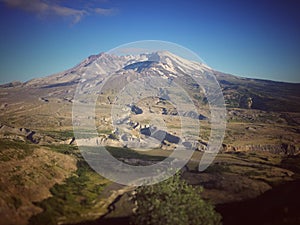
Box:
1, 0, 115, 23
94, 7, 116, 16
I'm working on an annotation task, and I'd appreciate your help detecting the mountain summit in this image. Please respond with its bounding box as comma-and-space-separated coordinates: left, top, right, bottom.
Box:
24, 51, 210, 86
17, 50, 299, 112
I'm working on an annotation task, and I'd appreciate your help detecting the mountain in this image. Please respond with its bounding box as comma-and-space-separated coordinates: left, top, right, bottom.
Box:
0, 51, 299, 146
6, 50, 299, 112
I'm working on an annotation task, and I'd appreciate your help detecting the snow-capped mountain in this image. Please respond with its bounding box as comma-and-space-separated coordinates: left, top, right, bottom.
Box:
24, 51, 210, 86
2, 50, 300, 112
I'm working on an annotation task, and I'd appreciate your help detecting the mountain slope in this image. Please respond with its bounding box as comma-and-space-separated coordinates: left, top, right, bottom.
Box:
8, 51, 298, 113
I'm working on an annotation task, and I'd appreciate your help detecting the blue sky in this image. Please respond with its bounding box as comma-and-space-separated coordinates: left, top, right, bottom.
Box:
0, 0, 299, 83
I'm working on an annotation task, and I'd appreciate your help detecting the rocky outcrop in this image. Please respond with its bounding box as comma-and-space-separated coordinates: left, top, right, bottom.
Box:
183, 111, 207, 120
161, 107, 178, 116
74, 136, 122, 147
128, 104, 143, 115
0, 124, 55, 144
140, 126, 180, 144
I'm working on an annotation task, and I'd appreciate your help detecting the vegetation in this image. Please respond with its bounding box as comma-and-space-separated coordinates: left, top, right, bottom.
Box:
43, 144, 79, 156
28, 145, 166, 225
205, 163, 231, 174
0, 139, 31, 151
0, 139, 35, 161
29, 155, 109, 225
42, 130, 74, 140
131, 173, 222, 225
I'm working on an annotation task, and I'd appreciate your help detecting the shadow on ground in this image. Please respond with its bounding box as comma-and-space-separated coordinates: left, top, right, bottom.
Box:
70, 217, 130, 225
216, 180, 300, 225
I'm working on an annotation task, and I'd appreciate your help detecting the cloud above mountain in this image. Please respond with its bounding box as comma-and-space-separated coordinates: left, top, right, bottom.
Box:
1, 0, 116, 23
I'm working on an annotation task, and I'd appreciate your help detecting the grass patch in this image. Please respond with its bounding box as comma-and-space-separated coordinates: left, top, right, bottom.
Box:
43, 130, 74, 140
29, 159, 110, 225
0, 139, 36, 161
0, 139, 32, 151
97, 129, 112, 135
43, 144, 79, 156
205, 163, 231, 174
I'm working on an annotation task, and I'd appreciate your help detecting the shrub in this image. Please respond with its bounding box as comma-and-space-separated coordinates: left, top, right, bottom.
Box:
131, 173, 222, 225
